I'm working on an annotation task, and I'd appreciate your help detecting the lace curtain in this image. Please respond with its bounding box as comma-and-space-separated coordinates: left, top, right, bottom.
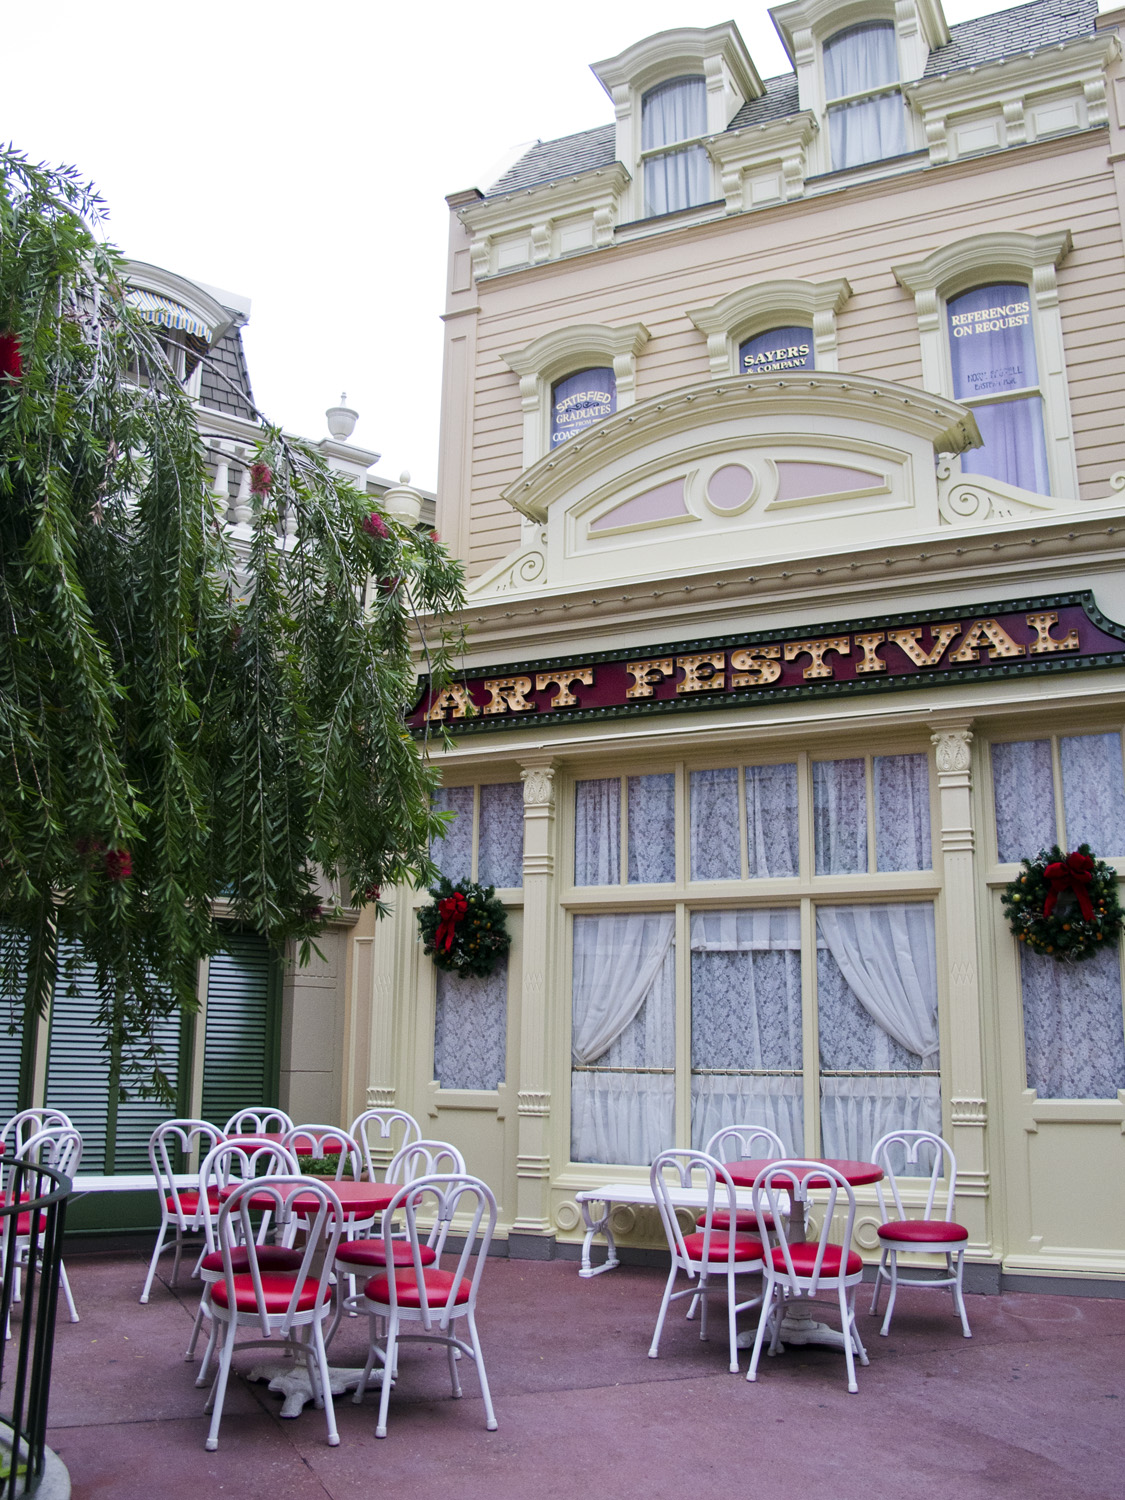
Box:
575, 778, 620, 885
430, 785, 474, 880
628, 774, 676, 883
571, 913, 675, 1164
1021, 942, 1125, 1098
814, 755, 931, 874
689, 910, 803, 1152
641, 76, 710, 215
746, 764, 799, 877
434, 965, 507, 1091
814, 758, 867, 873
993, 734, 1125, 859
824, 23, 907, 169
817, 904, 940, 1164
690, 768, 741, 880
478, 782, 524, 888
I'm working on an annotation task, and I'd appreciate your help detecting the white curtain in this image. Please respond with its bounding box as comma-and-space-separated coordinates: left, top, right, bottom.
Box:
817, 904, 940, 1164
430, 785, 474, 880
1021, 941, 1125, 1099
1060, 733, 1125, 855
690, 909, 803, 1152
824, 23, 907, 169
434, 965, 507, 1091
641, 76, 710, 215
813, 758, 868, 874
627, 773, 676, 883
477, 782, 524, 888
575, 778, 620, 886
746, 763, 799, 877
643, 147, 712, 216
571, 913, 675, 1164
992, 740, 1056, 861
874, 754, 932, 871
690, 768, 741, 880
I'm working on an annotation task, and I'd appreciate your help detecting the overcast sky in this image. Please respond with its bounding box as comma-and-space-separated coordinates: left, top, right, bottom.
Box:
8, 0, 1035, 488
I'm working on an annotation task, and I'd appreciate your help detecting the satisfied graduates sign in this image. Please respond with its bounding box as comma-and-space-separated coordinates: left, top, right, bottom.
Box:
410, 593, 1125, 734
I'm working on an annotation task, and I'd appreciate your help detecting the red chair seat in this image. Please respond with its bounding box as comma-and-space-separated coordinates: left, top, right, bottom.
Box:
210, 1272, 319, 1314
877, 1219, 968, 1245
682, 1231, 764, 1264
363, 1267, 471, 1309
771, 1242, 862, 1277
166, 1188, 221, 1216
696, 1209, 776, 1234
199, 1245, 304, 1274
335, 1239, 437, 1269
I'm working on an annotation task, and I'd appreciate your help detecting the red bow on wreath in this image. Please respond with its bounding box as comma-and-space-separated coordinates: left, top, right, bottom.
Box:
1043, 851, 1096, 921
435, 890, 468, 953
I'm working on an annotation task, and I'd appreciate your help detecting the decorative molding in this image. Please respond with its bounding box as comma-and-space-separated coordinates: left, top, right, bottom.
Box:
366, 1085, 396, 1108
458, 163, 631, 282
951, 1097, 988, 1128
931, 726, 973, 775
705, 114, 819, 214
555, 1201, 582, 1233
516, 1152, 552, 1181
517, 1090, 551, 1117
935, 456, 1077, 527
688, 277, 850, 375
520, 764, 557, 808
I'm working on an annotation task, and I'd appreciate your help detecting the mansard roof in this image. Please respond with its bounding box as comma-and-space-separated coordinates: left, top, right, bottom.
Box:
484, 0, 1100, 199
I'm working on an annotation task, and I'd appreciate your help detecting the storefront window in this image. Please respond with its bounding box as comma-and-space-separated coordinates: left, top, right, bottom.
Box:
550, 368, 616, 447
947, 282, 1050, 493
431, 782, 524, 887
738, 326, 814, 375
824, 22, 907, 170
991, 732, 1125, 862
1020, 942, 1125, 1098
641, 76, 710, 216
435, 966, 507, 1091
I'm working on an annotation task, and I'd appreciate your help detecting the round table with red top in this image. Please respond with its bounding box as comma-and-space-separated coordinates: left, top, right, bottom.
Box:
725, 1158, 884, 1351
218, 1177, 396, 1222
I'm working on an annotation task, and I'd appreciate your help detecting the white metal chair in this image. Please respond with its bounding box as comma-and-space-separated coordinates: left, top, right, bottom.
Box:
746, 1160, 868, 1393
870, 1129, 972, 1340
203, 1176, 342, 1450
10, 1126, 83, 1324
353, 1173, 498, 1438
699, 1125, 786, 1234
222, 1107, 294, 1137
141, 1119, 225, 1304
185, 1138, 303, 1384
649, 1149, 765, 1374
281, 1124, 363, 1179
349, 1108, 421, 1182
0, 1109, 73, 1157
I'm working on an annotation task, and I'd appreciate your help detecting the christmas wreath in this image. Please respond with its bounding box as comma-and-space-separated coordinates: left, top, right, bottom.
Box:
1001, 843, 1123, 961
418, 876, 511, 978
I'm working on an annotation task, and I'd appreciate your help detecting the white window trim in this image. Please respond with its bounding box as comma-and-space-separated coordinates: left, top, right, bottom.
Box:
688, 277, 852, 378
893, 231, 1077, 497
502, 322, 651, 469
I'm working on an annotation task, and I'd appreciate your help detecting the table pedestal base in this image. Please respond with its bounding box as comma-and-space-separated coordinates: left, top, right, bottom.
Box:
246, 1359, 388, 1418
736, 1314, 853, 1351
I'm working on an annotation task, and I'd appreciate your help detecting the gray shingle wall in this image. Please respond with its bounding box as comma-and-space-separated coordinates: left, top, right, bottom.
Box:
486, 0, 1100, 196
198, 324, 255, 418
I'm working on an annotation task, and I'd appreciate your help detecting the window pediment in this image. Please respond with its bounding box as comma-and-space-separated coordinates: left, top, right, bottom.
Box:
688, 278, 852, 377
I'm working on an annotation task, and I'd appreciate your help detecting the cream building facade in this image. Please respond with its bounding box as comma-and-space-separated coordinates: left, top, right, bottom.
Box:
354, 0, 1125, 1289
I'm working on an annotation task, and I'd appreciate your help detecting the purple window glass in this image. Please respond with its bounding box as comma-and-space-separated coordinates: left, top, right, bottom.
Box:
550, 368, 616, 448
948, 283, 1050, 493
739, 327, 814, 375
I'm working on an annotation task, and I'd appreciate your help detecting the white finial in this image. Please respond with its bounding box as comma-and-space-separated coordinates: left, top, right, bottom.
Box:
400, 470, 411, 485
340, 392, 347, 404
326, 394, 358, 441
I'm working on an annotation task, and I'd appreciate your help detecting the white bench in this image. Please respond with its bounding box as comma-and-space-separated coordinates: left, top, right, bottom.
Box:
574, 1179, 768, 1278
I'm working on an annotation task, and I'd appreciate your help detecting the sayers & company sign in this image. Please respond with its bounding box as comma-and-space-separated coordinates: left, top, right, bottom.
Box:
409, 592, 1125, 735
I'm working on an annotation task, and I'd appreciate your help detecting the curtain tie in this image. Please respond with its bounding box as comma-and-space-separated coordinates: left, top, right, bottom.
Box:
435, 891, 468, 953
1042, 851, 1095, 922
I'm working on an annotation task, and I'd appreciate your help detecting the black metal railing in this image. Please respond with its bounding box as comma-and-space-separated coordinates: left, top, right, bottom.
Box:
0, 1160, 70, 1496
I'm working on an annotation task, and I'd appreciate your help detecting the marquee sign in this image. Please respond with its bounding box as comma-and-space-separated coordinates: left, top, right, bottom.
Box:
409, 592, 1125, 735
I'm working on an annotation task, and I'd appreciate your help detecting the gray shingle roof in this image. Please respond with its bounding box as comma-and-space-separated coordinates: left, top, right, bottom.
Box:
486, 0, 1101, 199
198, 324, 255, 419
923, 0, 1097, 77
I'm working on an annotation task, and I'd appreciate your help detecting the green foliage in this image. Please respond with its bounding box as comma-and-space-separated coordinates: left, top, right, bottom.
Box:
417, 876, 511, 978
0, 148, 465, 1091
1001, 844, 1123, 961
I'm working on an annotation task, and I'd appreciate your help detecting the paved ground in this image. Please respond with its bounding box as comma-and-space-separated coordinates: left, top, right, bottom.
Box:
43, 1242, 1125, 1500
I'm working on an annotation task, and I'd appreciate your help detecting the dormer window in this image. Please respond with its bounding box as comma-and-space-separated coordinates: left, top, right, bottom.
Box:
551, 369, 617, 447
823, 22, 907, 170
641, 76, 711, 215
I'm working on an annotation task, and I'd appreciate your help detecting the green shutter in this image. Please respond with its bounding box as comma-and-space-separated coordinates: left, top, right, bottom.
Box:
201, 932, 279, 1128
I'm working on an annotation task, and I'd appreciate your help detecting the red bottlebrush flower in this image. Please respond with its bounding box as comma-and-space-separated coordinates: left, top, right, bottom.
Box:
0, 332, 22, 380
249, 462, 272, 494
363, 884, 381, 903
362, 512, 389, 539
377, 576, 401, 595
430, 530, 440, 543
104, 848, 132, 881
76, 836, 104, 858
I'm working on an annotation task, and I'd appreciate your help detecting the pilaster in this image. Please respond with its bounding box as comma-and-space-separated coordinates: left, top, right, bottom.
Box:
512, 758, 559, 1235
930, 719, 994, 1259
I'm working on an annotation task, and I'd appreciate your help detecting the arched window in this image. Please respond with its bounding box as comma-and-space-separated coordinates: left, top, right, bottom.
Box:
738, 326, 814, 375
641, 76, 710, 216
823, 22, 907, 170
550, 368, 617, 447
946, 282, 1049, 494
